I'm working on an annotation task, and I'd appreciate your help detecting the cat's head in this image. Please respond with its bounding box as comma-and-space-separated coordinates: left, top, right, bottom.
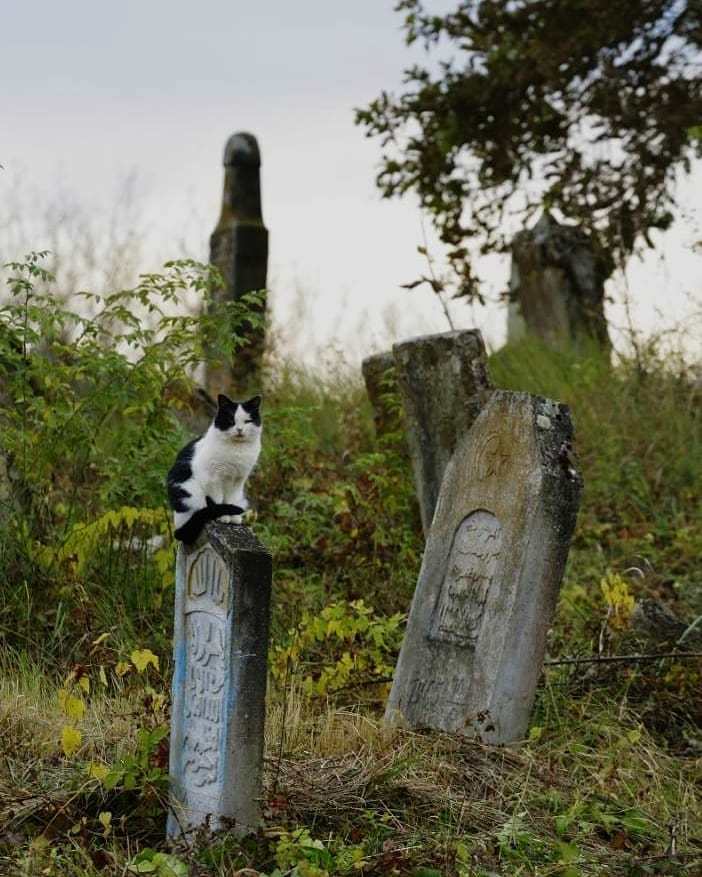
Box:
214, 394, 262, 442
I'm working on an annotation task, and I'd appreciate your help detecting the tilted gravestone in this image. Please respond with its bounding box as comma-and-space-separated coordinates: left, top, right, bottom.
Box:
386, 391, 582, 743
392, 330, 492, 535
207, 132, 269, 396
508, 212, 613, 349
167, 523, 272, 838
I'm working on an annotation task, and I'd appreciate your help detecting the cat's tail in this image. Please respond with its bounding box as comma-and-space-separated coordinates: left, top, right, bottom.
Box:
174, 496, 244, 545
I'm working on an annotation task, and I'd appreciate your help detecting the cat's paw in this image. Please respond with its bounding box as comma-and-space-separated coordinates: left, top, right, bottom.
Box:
218, 514, 243, 525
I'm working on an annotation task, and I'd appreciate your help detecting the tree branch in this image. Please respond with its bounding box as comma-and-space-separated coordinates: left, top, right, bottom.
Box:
545, 651, 702, 667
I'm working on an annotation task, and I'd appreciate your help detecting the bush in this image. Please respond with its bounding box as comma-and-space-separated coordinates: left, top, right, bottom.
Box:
0, 253, 262, 664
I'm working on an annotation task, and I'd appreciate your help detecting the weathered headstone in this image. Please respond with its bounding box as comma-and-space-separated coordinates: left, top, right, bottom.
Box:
386, 391, 582, 743
392, 330, 492, 535
508, 212, 613, 348
207, 132, 269, 396
361, 351, 400, 438
167, 523, 272, 838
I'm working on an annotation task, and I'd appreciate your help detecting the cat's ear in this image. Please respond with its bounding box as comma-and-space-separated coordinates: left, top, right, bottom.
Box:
244, 394, 262, 410
217, 394, 235, 408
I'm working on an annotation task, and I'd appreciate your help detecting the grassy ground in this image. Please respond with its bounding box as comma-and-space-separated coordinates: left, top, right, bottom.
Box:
1, 339, 701, 876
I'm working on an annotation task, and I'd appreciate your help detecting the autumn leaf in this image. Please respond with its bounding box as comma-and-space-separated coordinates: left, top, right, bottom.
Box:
61, 726, 82, 757
115, 661, 132, 677
130, 649, 159, 673
98, 811, 112, 835
91, 632, 110, 646
58, 689, 85, 721
87, 762, 109, 781
600, 572, 635, 630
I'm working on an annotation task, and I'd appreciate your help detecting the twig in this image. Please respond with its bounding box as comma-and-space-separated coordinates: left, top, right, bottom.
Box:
633, 851, 702, 865
307, 653, 702, 697
419, 213, 455, 331
545, 651, 702, 667
316, 650, 702, 691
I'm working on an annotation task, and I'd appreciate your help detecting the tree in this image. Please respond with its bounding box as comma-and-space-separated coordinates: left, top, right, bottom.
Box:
356, 0, 702, 301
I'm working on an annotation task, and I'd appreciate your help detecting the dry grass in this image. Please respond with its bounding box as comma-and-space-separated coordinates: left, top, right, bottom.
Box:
3, 663, 698, 875
266, 690, 702, 870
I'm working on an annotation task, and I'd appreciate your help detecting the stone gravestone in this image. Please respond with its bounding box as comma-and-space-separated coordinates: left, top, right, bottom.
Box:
386, 391, 582, 743
207, 132, 269, 396
508, 212, 613, 349
167, 523, 272, 838
392, 330, 492, 535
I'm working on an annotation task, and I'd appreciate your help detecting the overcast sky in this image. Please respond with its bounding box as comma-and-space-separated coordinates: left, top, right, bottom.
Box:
2, 0, 700, 366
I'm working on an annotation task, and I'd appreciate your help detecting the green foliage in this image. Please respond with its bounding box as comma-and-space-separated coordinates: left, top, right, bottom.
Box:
101, 724, 169, 793
489, 339, 702, 611
127, 849, 188, 876
54, 644, 169, 802
254, 379, 422, 636
271, 828, 335, 876
356, 1, 702, 300
1, 252, 260, 511
265, 829, 365, 877
1, 256, 701, 875
0, 253, 262, 664
272, 599, 404, 697
40, 505, 172, 579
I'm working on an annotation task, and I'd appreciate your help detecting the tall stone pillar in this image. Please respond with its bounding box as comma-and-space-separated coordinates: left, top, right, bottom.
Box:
508, 212, 613, 349
207, 132, 269, 396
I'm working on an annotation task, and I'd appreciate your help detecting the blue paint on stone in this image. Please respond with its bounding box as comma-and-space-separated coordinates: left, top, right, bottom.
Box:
167, 525, 272, 839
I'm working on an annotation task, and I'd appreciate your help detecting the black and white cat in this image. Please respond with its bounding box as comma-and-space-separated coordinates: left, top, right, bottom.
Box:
166, 394, 262, 544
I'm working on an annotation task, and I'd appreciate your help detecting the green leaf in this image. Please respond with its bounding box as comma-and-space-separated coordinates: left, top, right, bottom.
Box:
128, 850, 188, 877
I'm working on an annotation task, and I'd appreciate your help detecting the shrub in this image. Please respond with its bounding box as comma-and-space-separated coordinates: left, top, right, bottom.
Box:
0, 253, 262, 663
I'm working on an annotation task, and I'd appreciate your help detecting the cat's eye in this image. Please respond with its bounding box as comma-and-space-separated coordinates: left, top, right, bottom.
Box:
244, 419, 253, 424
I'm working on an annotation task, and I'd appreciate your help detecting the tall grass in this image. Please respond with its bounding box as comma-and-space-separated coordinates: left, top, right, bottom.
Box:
1, 321, 701, 873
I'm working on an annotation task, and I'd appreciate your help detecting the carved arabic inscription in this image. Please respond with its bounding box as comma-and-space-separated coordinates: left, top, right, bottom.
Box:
182, 548, 230, 791
430, 510, 502, 648
187, 548, 229, 612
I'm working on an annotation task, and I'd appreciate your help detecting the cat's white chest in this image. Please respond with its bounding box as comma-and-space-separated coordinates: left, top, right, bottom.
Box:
194, 435, 260, 486
205, 454, 245, 481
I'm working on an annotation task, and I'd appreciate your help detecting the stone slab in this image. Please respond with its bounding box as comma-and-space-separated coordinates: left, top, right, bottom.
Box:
167, 523, 272, 838
385, 390, 581, 743
392, 330, 492, 535
509, 212, 612, 348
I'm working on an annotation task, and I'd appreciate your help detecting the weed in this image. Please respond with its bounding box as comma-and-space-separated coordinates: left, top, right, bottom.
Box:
0, 259, 700, 873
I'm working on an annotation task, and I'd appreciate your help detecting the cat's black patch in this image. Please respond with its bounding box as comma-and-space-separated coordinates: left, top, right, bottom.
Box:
168, 485, 191, 513
243, 394, 262, 426
214, 394, 237, 431
174, 496, 244, 544
166, 438, 198, 510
